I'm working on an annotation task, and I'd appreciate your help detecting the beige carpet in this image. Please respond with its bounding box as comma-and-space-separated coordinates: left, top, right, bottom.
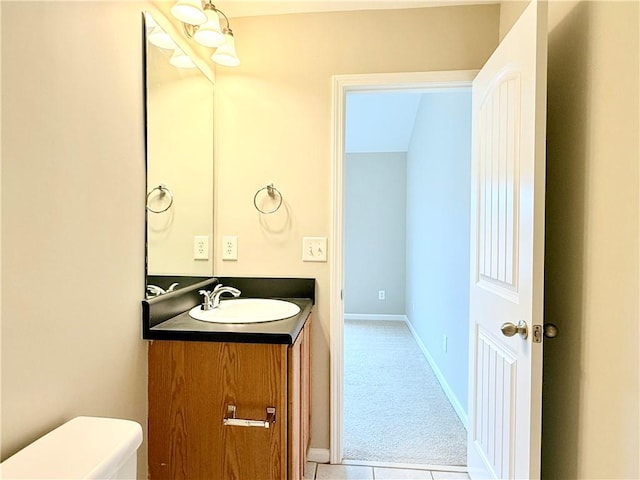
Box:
343, 319, 467, 466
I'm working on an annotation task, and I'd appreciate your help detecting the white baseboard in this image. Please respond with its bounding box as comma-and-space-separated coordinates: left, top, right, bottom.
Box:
344, 314, 408, 321
404, 318, 469, 428
307, 448, 331, 464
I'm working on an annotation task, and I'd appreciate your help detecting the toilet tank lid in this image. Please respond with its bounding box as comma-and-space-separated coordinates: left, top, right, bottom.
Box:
0, 416, 143, 479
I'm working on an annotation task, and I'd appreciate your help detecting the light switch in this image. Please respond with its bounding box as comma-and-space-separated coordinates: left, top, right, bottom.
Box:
302, 237, 327, 262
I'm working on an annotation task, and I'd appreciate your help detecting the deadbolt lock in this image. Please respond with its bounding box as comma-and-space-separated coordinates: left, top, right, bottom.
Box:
532, 323, 559, 343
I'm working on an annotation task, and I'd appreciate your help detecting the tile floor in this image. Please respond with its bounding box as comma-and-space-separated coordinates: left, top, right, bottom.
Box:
304, 462, 470, 480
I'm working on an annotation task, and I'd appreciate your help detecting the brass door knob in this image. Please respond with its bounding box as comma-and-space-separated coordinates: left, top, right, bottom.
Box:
544, 323, 559, 338
501, 320, 528, 339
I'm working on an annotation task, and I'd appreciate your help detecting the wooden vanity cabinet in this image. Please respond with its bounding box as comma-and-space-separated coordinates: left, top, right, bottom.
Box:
148, 318, 311, 480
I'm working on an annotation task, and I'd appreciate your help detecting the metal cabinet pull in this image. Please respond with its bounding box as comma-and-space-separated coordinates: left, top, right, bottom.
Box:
223, 405, 276, 429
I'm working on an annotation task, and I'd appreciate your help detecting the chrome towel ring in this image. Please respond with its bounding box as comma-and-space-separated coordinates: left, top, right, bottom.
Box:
253, 184, 283, 214
146, 184, 174, 213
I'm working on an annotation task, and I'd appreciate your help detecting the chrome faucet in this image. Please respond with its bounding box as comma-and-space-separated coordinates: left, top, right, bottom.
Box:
147, 285, 164, 297
147, 282, 179, 297
212, 285, 241, 307
199, 284, 241, 310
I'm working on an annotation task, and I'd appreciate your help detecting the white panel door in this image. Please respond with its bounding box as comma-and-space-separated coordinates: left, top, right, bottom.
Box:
467, 1, 547, 479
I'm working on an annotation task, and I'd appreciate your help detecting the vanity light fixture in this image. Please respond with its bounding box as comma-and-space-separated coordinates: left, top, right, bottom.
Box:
148, 25, 178, 50
171, 0, 207, 25
145, 12, 193, 69
170, 0, 240, 67
145, 14, 178, 50
192, 3, 224, 48
169, 48, 197, 69
211, 28, 239, 67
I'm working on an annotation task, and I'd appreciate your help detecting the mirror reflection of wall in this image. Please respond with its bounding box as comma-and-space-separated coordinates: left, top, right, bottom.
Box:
144, 12, 214, 298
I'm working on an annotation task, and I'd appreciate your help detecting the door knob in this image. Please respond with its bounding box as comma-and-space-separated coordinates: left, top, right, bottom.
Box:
501, 320, 528, 339
544, 323, 559, 338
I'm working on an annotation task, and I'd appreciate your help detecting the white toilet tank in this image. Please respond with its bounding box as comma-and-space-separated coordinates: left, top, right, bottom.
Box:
0, 416, 143, 479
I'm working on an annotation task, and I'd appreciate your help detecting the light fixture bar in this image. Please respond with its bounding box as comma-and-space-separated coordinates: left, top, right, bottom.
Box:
171, 0, 240, 67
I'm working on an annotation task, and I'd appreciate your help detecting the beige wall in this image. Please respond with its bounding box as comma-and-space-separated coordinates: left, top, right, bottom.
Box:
499, 0, 529, 40
543, 1, 639, 478
1, 1, 148, 477
213, 5, 500, 451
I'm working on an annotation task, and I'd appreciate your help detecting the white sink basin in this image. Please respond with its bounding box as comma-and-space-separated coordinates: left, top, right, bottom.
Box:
188, 298, 301, 324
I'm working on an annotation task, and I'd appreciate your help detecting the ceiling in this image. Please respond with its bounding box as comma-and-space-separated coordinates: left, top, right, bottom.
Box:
214, 0, 496, 18
345, 92, 423, 153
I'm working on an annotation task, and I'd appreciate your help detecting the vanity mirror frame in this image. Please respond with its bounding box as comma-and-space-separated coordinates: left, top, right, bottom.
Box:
143, 11, 216, 299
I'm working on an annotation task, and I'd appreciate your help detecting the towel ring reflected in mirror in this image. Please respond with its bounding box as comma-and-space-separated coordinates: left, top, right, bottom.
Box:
146, 184, 174, 214
253, 184, 283, 214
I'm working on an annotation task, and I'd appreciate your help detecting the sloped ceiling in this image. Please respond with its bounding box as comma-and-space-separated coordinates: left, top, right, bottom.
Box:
346, 91, 422, 153
214, 0, 497, 18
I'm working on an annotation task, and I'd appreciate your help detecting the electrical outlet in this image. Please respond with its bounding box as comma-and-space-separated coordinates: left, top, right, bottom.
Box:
222, 236, 237, 261
193, 236, 209, 260
442, 334, 448, 353
378, 290, 386, 300
302, 237, 327, 262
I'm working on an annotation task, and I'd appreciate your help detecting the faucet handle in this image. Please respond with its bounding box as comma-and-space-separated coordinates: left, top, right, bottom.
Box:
147, 284, 165, 297
198, 290, 213, 310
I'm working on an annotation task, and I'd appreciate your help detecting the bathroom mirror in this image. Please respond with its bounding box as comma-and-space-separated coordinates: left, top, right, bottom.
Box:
144, 12, 214, 298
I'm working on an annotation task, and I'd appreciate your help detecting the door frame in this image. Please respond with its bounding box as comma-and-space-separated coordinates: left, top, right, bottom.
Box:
329, 70, 479, 464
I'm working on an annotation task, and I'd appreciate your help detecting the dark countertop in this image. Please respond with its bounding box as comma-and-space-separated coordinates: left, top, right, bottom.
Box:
148, 298, 312, 344
142, 277, 315, 345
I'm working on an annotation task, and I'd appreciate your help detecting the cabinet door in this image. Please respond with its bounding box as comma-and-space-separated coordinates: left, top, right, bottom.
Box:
301, 319, 312, 462
288, 331, 302, 479
149, 340, 288, 480
288, 317, 312, 480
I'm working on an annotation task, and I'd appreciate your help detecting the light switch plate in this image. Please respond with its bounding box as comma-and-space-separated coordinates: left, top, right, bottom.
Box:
302, 237, 327, 262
